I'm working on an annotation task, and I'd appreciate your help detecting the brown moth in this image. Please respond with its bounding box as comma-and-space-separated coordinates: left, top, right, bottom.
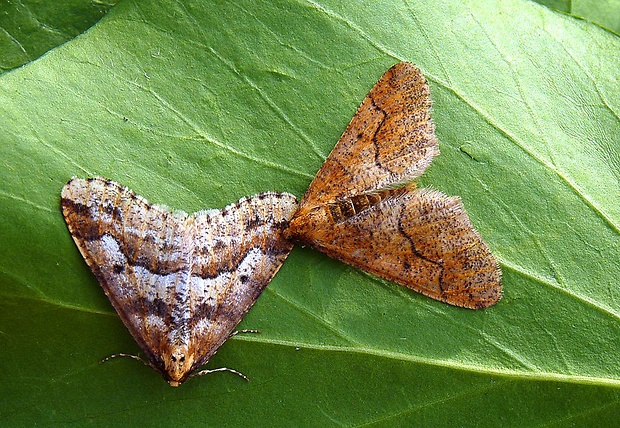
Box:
62, 177, 298, 386
285, 62, 502, 309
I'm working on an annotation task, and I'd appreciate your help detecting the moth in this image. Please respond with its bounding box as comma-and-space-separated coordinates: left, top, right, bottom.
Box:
62, 177, 298, 386
285, 62, 502, 309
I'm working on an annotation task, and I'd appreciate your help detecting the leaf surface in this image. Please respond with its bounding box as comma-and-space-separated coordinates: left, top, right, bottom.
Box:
533, 0, 620, 34
1, 0, 619, 425
0, 0, 119, 73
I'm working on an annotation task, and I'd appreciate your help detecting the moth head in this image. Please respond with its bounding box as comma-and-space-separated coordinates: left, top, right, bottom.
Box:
163, 348, 195, 387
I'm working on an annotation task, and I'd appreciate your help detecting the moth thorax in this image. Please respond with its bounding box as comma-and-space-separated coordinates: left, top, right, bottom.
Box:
285, 205, 328, 240
163, 347, 195, 387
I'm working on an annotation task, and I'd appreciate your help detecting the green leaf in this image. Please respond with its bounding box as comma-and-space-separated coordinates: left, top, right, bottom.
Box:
0, 0, 119, 73
1, 0, 619, 425
533, 0, 620, 35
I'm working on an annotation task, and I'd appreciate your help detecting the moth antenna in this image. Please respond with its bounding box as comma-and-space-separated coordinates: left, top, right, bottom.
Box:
228, 329, 261, 338
190, 367, 250, 382
99, 353, 154, 369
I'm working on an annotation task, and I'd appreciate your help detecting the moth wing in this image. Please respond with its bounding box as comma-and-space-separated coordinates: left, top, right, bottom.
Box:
61, 177, 189, 369
299, 62, 439, 210
299, 187, 501, 309
187, 192, 298, 367
62, 178, 299, 380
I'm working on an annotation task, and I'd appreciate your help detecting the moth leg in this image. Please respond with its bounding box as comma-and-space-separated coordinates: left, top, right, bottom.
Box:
228, 329, 260, 338
99, 353, 154, 369
190, 367, 250, 382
